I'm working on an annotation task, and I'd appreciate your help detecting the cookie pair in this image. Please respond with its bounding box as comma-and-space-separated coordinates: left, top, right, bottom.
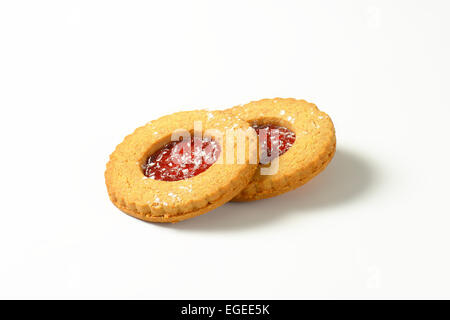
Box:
105, 98, 336, 222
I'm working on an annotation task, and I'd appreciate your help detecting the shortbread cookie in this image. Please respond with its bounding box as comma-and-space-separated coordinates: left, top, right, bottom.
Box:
105, 110, 257, 222
226, 98, 336, 201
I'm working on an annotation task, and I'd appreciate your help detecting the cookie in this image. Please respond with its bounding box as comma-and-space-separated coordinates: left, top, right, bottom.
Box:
105, 110, 257, 222
226, 98, 336, 201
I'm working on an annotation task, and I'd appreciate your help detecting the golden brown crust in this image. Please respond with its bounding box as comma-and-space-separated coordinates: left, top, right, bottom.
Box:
105, 110, 257, 222
226, 98, 336, 201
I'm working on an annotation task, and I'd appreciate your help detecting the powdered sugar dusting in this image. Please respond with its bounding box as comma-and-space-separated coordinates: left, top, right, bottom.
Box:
179, 185, 193, 193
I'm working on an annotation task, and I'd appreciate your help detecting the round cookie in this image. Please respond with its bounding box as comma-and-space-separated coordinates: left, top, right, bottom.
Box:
105, 110, 257, 223
226, 98, 336, 201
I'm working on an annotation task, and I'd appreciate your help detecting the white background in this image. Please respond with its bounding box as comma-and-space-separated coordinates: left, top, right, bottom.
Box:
1, 0, 449, 299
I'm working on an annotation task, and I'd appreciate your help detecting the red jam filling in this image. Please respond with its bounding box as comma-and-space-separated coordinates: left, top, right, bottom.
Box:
144, 137, 221, 181
252, 124, 296, 164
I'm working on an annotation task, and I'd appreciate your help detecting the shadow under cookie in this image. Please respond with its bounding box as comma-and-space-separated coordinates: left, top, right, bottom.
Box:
156, 148, 378, 232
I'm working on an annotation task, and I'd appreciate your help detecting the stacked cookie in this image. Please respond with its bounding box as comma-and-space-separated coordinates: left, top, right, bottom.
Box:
105, 98, 336, 223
